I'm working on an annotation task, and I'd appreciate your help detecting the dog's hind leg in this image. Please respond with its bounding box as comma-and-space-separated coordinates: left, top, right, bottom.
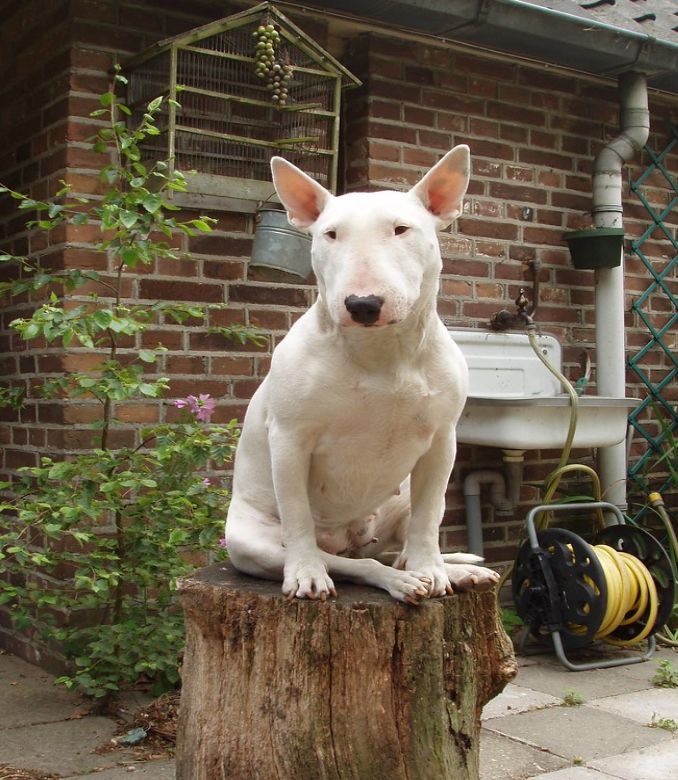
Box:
225, 505, 285, 581
226, 498, 339, 600
443, 560, 500, 592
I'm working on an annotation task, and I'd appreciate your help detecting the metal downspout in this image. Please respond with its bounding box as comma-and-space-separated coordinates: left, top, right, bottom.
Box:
593, 72, 649, 512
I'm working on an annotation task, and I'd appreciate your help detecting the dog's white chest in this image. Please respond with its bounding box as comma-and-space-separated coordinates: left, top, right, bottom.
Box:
307, 374, 445, 516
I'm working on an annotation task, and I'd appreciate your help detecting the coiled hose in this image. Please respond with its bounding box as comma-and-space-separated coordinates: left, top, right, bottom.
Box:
497, 322, 677, 647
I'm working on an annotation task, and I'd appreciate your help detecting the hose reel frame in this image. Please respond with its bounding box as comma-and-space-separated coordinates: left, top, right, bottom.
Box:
512, 501, 676, 671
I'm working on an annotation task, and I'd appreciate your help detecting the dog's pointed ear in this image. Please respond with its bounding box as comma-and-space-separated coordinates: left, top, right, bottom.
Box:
410, 145, 470, 227
270, 157, 333, 230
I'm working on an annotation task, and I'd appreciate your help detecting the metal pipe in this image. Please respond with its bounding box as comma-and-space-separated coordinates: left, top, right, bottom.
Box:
463, 451, 525, 556
593, 71, 649, 512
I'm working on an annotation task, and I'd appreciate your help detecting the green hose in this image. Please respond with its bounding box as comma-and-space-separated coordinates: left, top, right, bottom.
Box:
496, 323, 604, 596
648, 492, 678, 647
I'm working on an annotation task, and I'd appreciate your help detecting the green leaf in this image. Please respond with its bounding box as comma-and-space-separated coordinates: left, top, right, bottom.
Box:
99, 92, 115, 107
139, 383, 160, 397
191, 219, 213, 232
120, 246, 141, 267
147, 96, 163, 112
138, 350, 158, 363
93, 310, 113, 330
22, 322, 42, 340
120, 210, 138, 229
142, 193, 163, 214
168, 529, 189, 545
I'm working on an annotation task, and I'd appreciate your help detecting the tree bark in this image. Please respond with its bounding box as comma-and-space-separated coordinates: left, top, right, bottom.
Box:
175, 562, 516, 780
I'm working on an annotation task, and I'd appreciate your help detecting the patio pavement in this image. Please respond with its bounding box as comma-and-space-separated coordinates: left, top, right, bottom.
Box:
0, 643, 676, 779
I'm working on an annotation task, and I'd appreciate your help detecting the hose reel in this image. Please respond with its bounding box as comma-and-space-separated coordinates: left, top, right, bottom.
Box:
512, 501, 676, 671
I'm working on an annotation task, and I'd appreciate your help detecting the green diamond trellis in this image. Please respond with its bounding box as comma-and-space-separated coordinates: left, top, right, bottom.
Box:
627, 118, 678, 520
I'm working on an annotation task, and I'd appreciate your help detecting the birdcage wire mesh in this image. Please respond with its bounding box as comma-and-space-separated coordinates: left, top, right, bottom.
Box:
124, 3, 356, 191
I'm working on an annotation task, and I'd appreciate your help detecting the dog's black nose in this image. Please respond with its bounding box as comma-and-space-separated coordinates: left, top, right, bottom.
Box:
344, 295, 384, 326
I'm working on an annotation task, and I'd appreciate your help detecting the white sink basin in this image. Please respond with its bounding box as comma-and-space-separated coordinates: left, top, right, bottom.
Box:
457, 395, 640, 449
449, 328, 640, 450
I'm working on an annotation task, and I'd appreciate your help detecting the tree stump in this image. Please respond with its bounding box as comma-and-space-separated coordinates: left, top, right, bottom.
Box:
175, 562, 517, 780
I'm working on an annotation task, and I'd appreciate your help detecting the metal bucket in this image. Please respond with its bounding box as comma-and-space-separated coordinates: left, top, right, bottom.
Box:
251, 206, 313, 279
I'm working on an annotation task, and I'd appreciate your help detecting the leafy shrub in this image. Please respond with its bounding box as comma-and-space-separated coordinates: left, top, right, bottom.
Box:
0, 70, 259, 698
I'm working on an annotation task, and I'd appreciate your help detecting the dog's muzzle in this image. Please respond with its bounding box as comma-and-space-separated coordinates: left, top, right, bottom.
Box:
344, 295, 384, 326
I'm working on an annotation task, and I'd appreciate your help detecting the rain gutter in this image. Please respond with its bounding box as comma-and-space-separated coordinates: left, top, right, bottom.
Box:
298, 0, 678, 94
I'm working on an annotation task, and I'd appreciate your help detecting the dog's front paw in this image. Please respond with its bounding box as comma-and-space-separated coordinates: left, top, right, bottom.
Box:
373, 568, 434, 605
392, 552, 451, 598
444, 562, 499, 592
283, 559, 337, 602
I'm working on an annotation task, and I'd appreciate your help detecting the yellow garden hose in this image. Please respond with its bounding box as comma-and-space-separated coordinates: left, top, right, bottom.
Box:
564, 542, 659, 646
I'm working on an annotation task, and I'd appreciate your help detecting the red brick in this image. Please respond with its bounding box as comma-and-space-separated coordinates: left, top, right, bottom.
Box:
366, 122, 417, 145
139, 279, 223, 303
211, 356, 253, 375
475, 241, 507, 259
189, 235, 252, 257
518, 149, 574, 170
203, 260, 246, 281
403, 148, 440, 168
369, 141, 401, 162
468, 139, 515, 162
366, 100, 401, 122
367, 36, 419, 62
437, 112, 467, 133
422, 91, 483, 116
249, 309, 288, 330
488, 181, 548, 205
469, 118, 499, 139
487, 101, 546, 127
228, 284, 308, 309
455, 54, 516, 82
458, 219, 519, 241
403, 106, 436, 127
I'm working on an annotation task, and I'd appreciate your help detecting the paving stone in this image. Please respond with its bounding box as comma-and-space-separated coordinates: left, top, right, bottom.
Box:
0, 653, 85, 728
484, 703, 672, 762
588, 686, 678, 726
480, 728, 569, 780
482, 683, 561, 720
588, 739, 678, 780
536, 768, 622, 779
63, 758, 176, 779
513, 651, 660, 701
0, 718, 122, 776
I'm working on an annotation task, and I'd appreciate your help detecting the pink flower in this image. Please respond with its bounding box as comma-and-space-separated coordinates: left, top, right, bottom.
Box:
218, 538, 227, 549
202, 478, 211, 487
187, 394, 216, 422
174, 394, 216, 421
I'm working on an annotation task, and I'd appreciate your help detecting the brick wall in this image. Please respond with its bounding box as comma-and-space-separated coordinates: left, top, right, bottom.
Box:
1, 0, 677, 662
340, 33, 678, 561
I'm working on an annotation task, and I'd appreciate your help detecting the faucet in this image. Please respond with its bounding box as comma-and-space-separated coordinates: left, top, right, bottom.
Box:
489, 289, 533, 331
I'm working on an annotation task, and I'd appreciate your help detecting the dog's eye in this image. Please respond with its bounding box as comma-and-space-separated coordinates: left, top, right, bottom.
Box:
324, 229, 337, 240
394, 225, 410, 236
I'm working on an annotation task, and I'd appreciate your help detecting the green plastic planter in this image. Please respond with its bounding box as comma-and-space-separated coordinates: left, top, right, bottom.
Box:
563, 227, 624, 270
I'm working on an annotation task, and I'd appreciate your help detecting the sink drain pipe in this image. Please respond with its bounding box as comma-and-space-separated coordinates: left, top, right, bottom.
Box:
593, 71, 649, 513
464, 450, 525, 557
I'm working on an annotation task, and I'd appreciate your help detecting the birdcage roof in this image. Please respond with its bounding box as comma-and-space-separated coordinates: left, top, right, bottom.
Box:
122, 2, 360, 90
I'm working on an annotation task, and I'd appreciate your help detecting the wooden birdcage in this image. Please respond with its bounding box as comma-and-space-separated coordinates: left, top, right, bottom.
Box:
122, 2, 360, 202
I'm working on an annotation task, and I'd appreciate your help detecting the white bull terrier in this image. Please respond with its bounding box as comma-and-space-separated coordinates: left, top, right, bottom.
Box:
225, 145, 499, 603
